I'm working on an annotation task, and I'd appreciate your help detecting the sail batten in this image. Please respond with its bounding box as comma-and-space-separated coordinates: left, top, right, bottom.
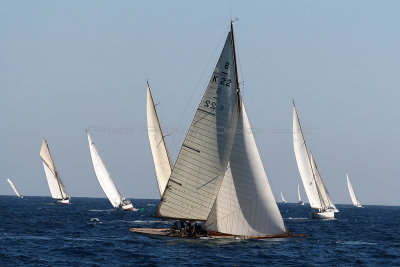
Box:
157, 30, 240, 221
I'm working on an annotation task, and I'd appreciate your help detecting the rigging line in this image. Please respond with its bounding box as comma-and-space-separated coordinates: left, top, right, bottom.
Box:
169, 26, 230, 151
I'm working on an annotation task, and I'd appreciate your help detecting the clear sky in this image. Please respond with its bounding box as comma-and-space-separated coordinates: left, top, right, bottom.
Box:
1, 1, 399, 205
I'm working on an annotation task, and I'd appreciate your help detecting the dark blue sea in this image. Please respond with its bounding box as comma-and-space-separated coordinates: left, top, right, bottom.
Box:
0, 196, 399, 266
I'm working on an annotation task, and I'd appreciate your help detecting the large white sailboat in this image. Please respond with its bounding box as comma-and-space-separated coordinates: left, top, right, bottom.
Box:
346, 172, 362, 207
40, 139, 71, 204
146, 81, 173, 197
7, 178, 23, 198
87, 131, 136, 211
297, 183, 304, 206
292, 102, 336, 219
131, 22, 303, 239
281, 192, 287, 203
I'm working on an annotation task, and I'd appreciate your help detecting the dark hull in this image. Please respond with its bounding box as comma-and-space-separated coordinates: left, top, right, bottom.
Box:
129, 228, 306, 240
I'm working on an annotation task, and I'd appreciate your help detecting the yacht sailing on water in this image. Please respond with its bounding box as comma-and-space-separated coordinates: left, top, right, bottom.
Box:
7, 178, 23, 198
346, 172, 362, 207
131, 22, 304, 239
297, 183, 304, 206
292, 102, 337, 219
281, 192, 287, 203
40, 139, 71, 204
87, 131, 136, 211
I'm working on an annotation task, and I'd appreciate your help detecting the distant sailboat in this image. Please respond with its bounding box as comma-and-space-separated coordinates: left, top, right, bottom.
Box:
346, 172, 362, 207
292, 102, 336, 219
146, 81, 173, 197
40, 139, 71, 204
7, 178, 23, 198
130, 22, 303, 239
281, 192, 287, 203
297, 183, 304, 206
87, 131, 136, 211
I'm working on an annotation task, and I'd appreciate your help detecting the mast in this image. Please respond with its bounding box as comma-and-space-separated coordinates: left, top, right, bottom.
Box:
230, 21, 241, 110
292, 101, 324, 209
147, 80, 173, 171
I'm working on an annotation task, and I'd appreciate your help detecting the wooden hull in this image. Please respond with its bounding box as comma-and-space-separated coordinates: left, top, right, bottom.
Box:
129, 228, 306, 240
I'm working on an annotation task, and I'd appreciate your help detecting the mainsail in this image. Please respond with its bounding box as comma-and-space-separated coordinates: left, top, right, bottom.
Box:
7, 178, 23, 198
157, 27, 240, 221
205, 104, 287, 236
292, 105, 322, 209
146, 81, 173, 197
87, 132, 134, 210
40, 139, 70, 200
347, 172, 362, 207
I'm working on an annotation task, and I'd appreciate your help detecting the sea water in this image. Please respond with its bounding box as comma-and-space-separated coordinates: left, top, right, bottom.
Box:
0, 196, 399, 266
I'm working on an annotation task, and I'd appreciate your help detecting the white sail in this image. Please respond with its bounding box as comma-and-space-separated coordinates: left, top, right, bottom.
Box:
281, 192, 287, 203
347, 173, 362, 207
7, 178, 23, 198
297, 183, 302, 203
310, 153, 331, 208
292, 105, 322, 209
87, 132, 133, 209
157, 29, 240, 221
146, 82, 173, 197
205, 104, 287, 236
40, 139, 69, 200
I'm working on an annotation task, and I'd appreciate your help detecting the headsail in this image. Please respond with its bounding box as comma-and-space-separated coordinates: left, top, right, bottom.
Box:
347, 172, 362, 207
292, 104, 322, 209
7, 178, 23, 198
40, 139, 69, 200
205, 104, 287, 236
146, 81, 173, 197
87, 131, 133, 209
157, 28, 240, 221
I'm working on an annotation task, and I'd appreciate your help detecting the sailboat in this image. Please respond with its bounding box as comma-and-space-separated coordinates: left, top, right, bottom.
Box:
346, 172, 362, 207
146, 81, 173, 197
87, 131, 136, 211
281, 192, 287, 203
297, 183, 304, 205
292, 102, 336, 219
130, 22, 304, 239
40, 139, 71, 204
7, 178, 23, 198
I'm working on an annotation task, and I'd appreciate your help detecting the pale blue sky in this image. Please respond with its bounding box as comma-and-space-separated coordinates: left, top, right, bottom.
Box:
1, 1, 399, 205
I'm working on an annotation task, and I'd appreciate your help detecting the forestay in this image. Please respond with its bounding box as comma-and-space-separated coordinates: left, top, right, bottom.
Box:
292, 106, 322, 209
40, 139, 69, 200
157, 30, 240, 221
87, 132, 126, 208
206, 104, 287, 236
146, 82, 173, 197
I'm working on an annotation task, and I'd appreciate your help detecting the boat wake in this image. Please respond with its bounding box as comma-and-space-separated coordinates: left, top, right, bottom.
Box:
88, 209, 115, 212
